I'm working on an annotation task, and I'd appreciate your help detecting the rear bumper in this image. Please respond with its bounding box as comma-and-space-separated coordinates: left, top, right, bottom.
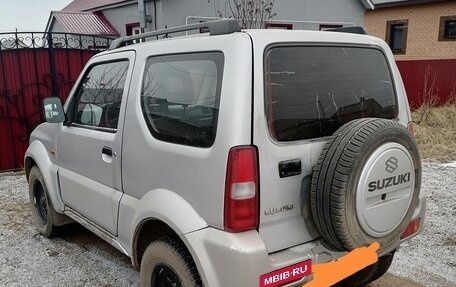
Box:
181, 190, 425, 287
181, 228, 346, 287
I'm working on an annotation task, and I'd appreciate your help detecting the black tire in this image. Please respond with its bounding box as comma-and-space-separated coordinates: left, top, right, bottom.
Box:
310, 118, 421, 255
139, 236, 202, 287
28, 166, 57, 237
337, 251, 395, 287
368, 251, 395, 283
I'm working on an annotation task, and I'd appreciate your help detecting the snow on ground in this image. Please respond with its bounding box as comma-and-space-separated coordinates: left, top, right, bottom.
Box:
0, 172, 138, 287
440, 161, 456, 168
0, 163, 455, 286
388, 162, 456, 286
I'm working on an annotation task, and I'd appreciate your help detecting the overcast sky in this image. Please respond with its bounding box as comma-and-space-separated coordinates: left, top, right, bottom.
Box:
0, 0, 73, 32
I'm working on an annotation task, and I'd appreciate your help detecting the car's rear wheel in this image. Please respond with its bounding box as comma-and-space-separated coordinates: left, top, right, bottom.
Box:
337, 251, 395, 287
310, 118, 421, 255
139, 236, 202, 287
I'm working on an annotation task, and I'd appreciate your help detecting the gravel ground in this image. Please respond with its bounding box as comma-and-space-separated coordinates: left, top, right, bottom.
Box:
384, 162, 456, 286
0, 162, 455, 287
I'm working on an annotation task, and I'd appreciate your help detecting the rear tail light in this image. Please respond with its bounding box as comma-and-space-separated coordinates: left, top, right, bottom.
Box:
401, 218, 421, 239
224, 146, 259, 232
407, 121, 415, 136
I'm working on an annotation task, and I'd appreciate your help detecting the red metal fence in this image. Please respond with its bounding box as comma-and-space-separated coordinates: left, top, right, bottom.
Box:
397, 59, 456, 109
0, 32, 113, 171
0, 33, 454, 171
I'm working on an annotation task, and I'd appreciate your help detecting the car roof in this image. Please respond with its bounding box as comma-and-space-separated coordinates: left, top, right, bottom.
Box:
244, 29, 385, 47
98, 28, 388, 57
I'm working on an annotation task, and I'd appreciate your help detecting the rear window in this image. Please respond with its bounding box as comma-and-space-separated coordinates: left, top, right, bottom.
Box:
265, 46, 398, 142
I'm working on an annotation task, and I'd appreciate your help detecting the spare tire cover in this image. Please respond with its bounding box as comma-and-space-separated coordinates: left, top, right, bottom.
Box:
310, 118, 421, 255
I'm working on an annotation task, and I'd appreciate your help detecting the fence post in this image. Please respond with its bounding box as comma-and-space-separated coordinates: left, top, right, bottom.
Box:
46, 32, 59, 98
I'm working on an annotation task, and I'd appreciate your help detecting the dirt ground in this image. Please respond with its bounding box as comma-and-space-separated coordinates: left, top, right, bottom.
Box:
0, 162, 455, 287
413, 104, 456, 161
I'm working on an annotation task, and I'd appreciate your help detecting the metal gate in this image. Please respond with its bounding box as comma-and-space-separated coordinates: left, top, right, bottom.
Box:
0, 32, 114, 171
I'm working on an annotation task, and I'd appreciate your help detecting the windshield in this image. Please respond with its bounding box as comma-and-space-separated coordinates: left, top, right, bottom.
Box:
265, 46, 398, 142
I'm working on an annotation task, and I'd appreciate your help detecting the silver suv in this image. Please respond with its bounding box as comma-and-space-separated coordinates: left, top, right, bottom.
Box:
25, 20, 425, 287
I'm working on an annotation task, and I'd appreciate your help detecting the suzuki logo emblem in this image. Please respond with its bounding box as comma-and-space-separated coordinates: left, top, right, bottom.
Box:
385, 157, 398, 173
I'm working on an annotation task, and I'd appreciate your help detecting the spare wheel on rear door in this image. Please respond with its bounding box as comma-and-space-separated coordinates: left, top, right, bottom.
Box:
310, 118, 421, 255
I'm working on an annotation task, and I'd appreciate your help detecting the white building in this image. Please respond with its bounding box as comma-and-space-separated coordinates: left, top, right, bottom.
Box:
46, 0, 374, 37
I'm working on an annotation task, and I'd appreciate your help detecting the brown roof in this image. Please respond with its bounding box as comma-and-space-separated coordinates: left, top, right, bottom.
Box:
48, 11, 119, 36
372, 0, 450, 8
62, 0, 134, 12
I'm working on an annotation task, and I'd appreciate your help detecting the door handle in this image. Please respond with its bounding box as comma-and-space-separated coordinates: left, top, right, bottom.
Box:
278, 159, 302, 178
102, 146, 113, 156
101, 146, 116, 163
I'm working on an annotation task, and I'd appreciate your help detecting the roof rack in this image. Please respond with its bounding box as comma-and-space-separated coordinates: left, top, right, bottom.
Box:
327, 26, 369, 35
109, 19, 241, 50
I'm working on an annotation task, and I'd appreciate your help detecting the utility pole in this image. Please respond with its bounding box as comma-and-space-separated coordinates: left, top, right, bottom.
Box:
138, 0, 153, 33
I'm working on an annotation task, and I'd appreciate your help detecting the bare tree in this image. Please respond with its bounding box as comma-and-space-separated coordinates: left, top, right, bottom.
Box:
415, 64, 439, 124
209, 0, 276, 29
446, 82, 456, 105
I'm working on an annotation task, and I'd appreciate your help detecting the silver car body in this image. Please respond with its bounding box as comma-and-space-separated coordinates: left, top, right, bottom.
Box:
25, 29, 426, 287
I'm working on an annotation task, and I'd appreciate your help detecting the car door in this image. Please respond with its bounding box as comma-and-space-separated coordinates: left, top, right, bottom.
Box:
57, 51, 135, 235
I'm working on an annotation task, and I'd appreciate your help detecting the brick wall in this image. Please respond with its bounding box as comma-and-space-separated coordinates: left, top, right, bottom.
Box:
365, 1, 456, 60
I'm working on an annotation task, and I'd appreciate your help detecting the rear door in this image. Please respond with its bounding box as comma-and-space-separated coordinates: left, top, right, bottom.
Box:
251, 34, 399, 253
57, 51, 135, 235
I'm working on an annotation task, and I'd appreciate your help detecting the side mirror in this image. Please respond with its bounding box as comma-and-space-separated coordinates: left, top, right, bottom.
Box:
43, 97, 65, 123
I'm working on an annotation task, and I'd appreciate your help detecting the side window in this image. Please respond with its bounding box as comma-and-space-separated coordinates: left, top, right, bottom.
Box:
72, 60, 129, 130
386, 20, 408, 54
439, 16, 456, 41
141, 52, 224, 147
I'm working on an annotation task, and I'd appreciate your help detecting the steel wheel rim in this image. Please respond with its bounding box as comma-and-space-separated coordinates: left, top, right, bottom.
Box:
33, 181, 48, 225
152, 264, 182, 287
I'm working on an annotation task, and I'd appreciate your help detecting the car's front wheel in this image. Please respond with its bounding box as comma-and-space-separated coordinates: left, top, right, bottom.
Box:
139, 236, 202, 287
28, 166, 57, 237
